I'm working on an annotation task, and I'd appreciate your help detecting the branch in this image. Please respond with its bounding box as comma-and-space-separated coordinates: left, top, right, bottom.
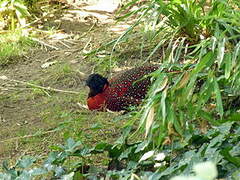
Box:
0, 129, 59, 143
0, 76, 79, 94
32, 37, 59, 50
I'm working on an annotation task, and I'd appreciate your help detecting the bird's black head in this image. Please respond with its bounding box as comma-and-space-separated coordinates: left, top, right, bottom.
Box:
86, 73, 109, 97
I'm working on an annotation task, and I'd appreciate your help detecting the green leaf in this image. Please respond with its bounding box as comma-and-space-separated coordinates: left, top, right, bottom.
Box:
135, 140, 149, 153
220, 147, 240, 167
193, 51, 215, 74
174, 71, 190, 90
115, 126, 132, 145
213, 77, 224, 117
161, 86, 167, 123
172, 111, 183, 136
232, 169, 240, 180
224, 53, 232, 79
2, 160, 9, 171
54, 166, 65, 177
116, 7, 146, 22
29, 168, 47, 176
93, 142, 112, 152
46, 151, 58, 163
198, 110, 218, 126
145, 36, 169, 62
61, 172, 74, 180
16, 156, 36, 169
49, 145, 64, 151
119, 146, 135, 160
226, 113, 240, 122
16, 170, 31, 180
217, 37, 226, 67
198, 74, 214, 106
64, 138, 82, 153
0, 0, 9, 9
217, 122, 233, 135
232, 41, 240, 66
0, 173, 11, 180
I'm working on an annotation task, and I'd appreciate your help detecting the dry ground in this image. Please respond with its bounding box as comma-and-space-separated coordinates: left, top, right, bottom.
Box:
0, 3, 133, 165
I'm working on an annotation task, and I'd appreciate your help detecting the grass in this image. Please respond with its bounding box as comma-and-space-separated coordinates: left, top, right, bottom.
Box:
0, 60, 122, 166
0, 91, 121, 164
0, 31, 35, 66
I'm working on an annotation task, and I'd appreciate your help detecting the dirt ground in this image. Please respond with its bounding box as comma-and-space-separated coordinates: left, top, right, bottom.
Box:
0, 3, 132, 163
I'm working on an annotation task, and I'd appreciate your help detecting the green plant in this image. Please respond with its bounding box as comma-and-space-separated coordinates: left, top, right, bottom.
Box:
80, 1, 240, 178
0, 31, 34, 65
170, 161, 217, 180
1, 122, 239, 179
0, 156, 46, 179
112, 0, 240, 146
0, 0, 30, 30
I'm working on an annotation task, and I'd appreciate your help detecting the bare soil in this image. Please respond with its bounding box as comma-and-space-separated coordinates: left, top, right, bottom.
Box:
0, 4, 129, 163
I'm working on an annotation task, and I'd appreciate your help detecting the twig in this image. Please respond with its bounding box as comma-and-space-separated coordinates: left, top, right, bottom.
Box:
83, 37, 92, 52
0, 76, 79, 94
58, 40, 71, 48
79, 21, 97, 39
63, 39, 79, 45
0, 129, 59, 143
45, 55, 59, 62
0, 86, 28, 91
77, 70, 87, 79
32, 37, 59, 50
77, 102, 88, 109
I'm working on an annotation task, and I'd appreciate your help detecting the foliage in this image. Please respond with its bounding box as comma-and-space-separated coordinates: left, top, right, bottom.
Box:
170, 161, 218, 180
1, 0, 240, 179
0, 30, 34, 66
113, 0, 240, 146
80, 0, 240, 178
0, 122, 239, 179
0, 0, 30, 30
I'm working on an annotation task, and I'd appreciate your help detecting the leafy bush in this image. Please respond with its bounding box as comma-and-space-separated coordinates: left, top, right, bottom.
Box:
82, 0, 240, 178
0, 122, 239, 179
116, 0, 240, 146
0, 0, 30, 30
170, 161, 218, 180
1, 0, 240, 179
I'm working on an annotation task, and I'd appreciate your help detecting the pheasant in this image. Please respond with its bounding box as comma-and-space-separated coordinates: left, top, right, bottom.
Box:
86, 66, 158, 111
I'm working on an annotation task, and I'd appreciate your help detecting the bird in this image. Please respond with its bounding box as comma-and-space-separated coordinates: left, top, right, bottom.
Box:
86, 65, 158, 111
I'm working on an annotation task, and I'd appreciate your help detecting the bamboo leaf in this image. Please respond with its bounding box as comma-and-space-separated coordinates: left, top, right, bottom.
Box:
232, 41, 240, 67
169, 106, 183, 136
145, 36, 168, 62
175, 71, 190, 90
161, 88, 167, 123
217, 37, 226, 68
198, 110, 219, 126
224, 53, 232, 79
220, 147, 240, 167
214, 77, 224, 118
185, 75, 197, 101
199, 80, 214, 106
153, 76, 168, 95
145, 107, 155, 138
193, 51, 215, 74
